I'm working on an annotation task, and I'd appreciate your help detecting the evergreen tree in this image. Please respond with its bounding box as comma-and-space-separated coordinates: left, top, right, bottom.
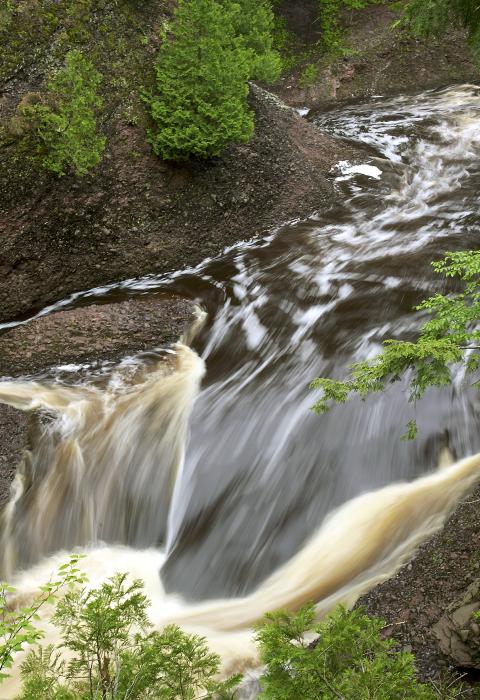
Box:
146, 0, 254, 161
230, 0, 282, 82
256, 604, 462, 699
20, 50, 105, 176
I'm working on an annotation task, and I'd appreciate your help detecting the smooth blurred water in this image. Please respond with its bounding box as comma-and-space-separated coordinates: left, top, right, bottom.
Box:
2, 84, 480, 601
162, 84, 480, 598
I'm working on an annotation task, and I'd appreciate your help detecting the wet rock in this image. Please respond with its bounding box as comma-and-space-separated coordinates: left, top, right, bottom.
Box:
0, 403, 28, 508
0, 296, 195, 376
433, 579, 480, 668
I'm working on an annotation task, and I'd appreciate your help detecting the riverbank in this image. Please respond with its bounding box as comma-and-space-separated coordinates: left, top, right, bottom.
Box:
357, 480, 480, 694
0, 84, 362, 324
0, 296, 194, 377
0, 295, 195, 506
273, 0, 477, 110
1, 3, 478, 325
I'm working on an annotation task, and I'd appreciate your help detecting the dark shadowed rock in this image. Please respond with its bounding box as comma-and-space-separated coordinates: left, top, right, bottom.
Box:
0, 296, 194, 377
0, 404, 28, 508
433, 579, 480, 669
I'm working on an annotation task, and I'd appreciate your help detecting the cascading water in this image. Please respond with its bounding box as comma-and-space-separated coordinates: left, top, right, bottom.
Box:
0, 344, 205, 575
1, 84, 480, 698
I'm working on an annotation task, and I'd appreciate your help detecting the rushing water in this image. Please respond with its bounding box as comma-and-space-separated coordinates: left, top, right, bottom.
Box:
1, 84, 480, 696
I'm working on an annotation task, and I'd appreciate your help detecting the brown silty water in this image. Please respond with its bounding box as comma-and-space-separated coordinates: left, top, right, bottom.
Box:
1, 84, 480, 697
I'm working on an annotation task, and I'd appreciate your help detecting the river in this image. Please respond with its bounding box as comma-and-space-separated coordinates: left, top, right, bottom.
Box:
1, 84, 480, 696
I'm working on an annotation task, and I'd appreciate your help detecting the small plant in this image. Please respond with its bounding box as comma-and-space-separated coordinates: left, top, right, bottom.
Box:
52, 573, 150, 699
318, 0, 382, 55
18, 645, 72, 700
0, 555, 85, 682
0, 0, 13, 30
298, 62, 319, 88
4, 568, 468, 699
19, 50, 105, 176
115, 625, 240, 700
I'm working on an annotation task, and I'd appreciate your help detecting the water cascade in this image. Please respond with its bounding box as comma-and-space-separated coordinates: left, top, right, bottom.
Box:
1, 84, 480, 697
0, 345, 205, 575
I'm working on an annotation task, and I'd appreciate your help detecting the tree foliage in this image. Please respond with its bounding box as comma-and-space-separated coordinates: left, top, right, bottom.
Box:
15, 572, 240, 700
310, 251, 480, 436
316, 0, 480, 57
145, 0, 281, 161
316, 0, 381, 54
52, 573, 150, 700
19, 645, 76, 700
145, 0, 252, 161
255, 603, 464, 699
229, 0, 282, 82
0, 555, 85, 682
115, 626, 240, 700
2, 562, 469, 699
19, 50, 105, 176
404, 0, 480, 47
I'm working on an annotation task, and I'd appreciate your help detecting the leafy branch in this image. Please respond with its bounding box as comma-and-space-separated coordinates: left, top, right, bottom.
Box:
310, 251, 480, 436
0, 554, 86, 680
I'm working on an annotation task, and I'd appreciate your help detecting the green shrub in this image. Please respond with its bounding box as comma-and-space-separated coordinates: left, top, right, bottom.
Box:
2, 563, 467, 700
15, 572, 240, 700
145, 0, 256, 161
115, 626, 240, 700
18, 646, 76, 700
298, 63, 319, 87
255, 603, 464, 699
229, 0, 282, 82
403, 0, 480, 48
0, 0, 13, 31
20, 50, 105, 176
318, 0, 382, 55
51, 573, 150, 699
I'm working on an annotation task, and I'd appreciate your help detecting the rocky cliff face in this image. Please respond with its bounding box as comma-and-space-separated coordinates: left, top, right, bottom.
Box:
273, 1, 477, 110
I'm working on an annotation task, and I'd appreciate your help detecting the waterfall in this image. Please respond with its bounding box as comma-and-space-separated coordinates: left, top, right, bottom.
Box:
2, 83, 480, 698
0, 344, 205, 575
